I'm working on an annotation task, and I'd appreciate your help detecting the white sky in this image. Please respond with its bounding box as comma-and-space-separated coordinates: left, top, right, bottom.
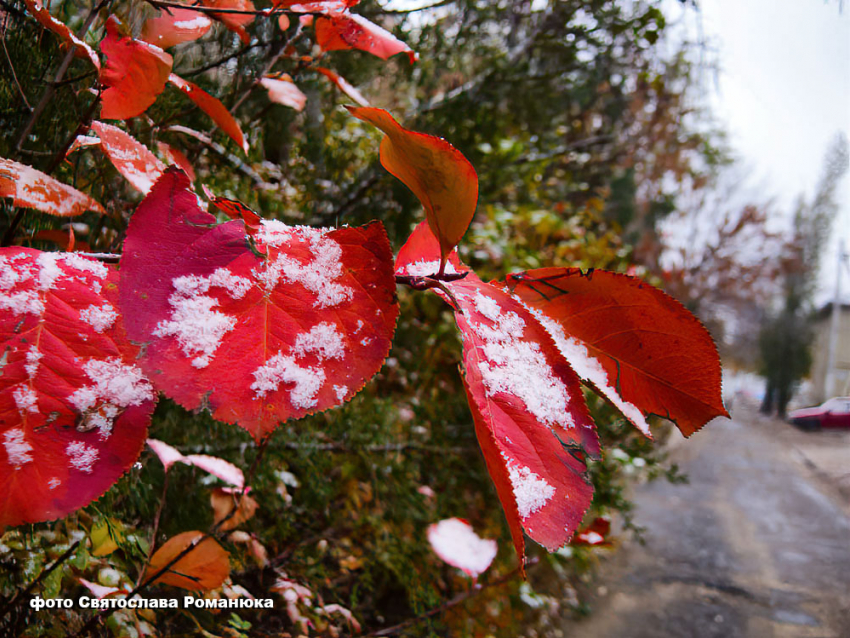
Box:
678, 0, 850, 304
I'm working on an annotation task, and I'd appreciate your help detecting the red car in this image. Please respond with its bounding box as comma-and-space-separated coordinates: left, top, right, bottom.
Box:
788, 397, 850, 430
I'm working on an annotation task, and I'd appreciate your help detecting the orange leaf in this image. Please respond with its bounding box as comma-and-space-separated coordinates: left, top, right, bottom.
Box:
23, 0, 100, 70
198, 0, 255, 44
503, 268, 728, 437
141, 8, 212, 49
0, 158, 104, 217
315, 12, 416, 64
169, 74, 248, 153
157, 142, 196, 182
347, 107, 478, 273
99, 16, 173, 120
315, 67, 369, 106
146, 531, 229, 591
210, 488, 258, 531
90, 122, 166, 194
260, 74, 307, 111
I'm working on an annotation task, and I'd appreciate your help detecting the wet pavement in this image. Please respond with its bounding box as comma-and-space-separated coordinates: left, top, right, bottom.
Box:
561, 403, 850, 638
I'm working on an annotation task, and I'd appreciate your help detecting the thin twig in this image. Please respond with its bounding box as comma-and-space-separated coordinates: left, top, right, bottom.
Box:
72, 438, 271, 636
182, 41, 267, 78
145, 0, 311, 17
136, 471, 170, 588
364, 557, 537, 637
0, 540, 81, 621
1, 28, 31, 111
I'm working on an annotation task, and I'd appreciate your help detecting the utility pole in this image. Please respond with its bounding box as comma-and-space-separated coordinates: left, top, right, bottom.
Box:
825, 239, 847, 398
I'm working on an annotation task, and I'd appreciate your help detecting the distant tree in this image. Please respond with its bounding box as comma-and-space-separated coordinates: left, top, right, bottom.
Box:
759, 133, 849, 416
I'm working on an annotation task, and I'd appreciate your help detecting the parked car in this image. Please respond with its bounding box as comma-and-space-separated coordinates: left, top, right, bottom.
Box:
788, 397, 850, 430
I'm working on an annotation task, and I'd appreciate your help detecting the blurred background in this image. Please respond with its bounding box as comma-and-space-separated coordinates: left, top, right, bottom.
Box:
0, 0, 848, 635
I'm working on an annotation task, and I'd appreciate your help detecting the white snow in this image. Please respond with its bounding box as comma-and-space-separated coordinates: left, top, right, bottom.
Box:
521, 302, 651, 437
292, 322, 345, 361
61, 253, 108, 279
13, 385, 38, 414
154, 268, 253, 368
254, 225, 353, 308
67, 441, 99, 473
48, 477, 61, 490
79, 302, 117, 333
3, 428, 34, 469
506, 461, 556, 518
25, 346, 42, 378
403, 259, 458, 277
469, 291, 574, 429
333, 385, 347, 401
251, 353, 324, 409
173, 16, 211, 29
69, 358, 154, 439
426, 518, 498, 578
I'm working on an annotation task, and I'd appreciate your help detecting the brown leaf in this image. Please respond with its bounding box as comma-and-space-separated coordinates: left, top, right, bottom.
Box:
146, 531, 229, 591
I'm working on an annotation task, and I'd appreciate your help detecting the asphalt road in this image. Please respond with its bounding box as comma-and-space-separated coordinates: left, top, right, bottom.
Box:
561, 403, 850, 638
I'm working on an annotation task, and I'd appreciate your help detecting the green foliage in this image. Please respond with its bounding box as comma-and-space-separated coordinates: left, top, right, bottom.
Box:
0, 0, 724, 635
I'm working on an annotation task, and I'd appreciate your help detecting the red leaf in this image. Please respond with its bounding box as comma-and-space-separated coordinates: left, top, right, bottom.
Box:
396, 225, 597, 563
168, 74, 248, 154
0, 158, 105, 217
503, 268, 728, 437
315, 12, 417, 64
271, 0, 360, 12
119, 168, 399, 441
571, 516, 612, 547
315, 67, 369, 107
395, 220, 469, 279
146, 531, 229, 590
141, 8, 212, 49
90, 121, 166, 194
0, 249, 157, 527
23, 0, 100, 70
157, 142, 196, 182
198, 0, 255, 44
99, 16, 173, 120
348, 107, 478, 274
260, 74, 307, 111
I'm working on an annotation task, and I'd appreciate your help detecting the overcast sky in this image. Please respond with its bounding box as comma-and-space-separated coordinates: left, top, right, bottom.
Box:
680, 0, 850, 303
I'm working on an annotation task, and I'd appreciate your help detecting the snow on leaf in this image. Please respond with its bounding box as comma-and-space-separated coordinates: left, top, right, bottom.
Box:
168, 74, 248, 154
119, 168, 398, 441
503, 268, 729, 437
315, 11, 417, 64
395, 224, 597, 564
315, 67, 369, 106
183, 455, 244, 488
0, 248, 156, 528
99, 16, 173, 120
349, 107, 478, 273
145, 531, 229, 591
260, 74, 307, 111
23, 0, 100, 70
141, 8, 212, 49
427, 518, 498, 578
90, 122, 166, 194
147, 438, 185, 470
0, 158, 105, 217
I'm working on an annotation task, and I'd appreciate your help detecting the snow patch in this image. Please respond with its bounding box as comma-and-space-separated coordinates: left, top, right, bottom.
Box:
333, 385, 347, 401
25, 346, 42, 378
470, 291, 574, 429
254, 225, 353, 308
506, 461, 555, 518
79, 302, 117, 333
251, 353, 325, 409
403, 259, 458, 277
67, 441, 99, 473
69, 358, 154, 439
292, 322, 345, 361
48, 477, 61, 490
13, 385, 38, 414
3, 428, 34, 469
521, 302, 651, 437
